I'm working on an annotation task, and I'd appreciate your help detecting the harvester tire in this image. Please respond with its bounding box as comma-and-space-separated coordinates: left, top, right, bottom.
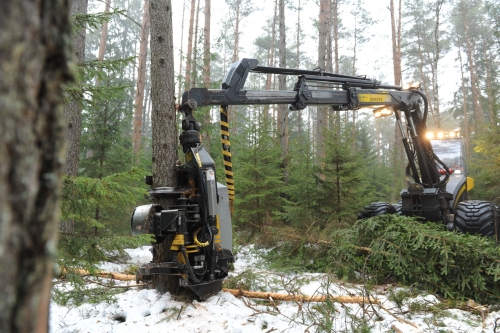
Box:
358, 202, 397, 219
392, 203, 402, 215
455, 200, 499, 237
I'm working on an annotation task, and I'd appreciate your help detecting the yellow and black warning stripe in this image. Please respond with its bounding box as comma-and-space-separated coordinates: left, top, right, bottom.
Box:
220, 105, 234, 216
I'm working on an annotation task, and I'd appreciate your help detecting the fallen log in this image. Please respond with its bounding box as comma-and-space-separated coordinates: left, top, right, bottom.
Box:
222, 288, 380, 304
62, 268, 136, 281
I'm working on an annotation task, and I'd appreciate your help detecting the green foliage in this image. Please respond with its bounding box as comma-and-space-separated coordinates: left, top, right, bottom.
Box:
314, 127, 374, 228
470, 125, 500, 203
328, 214, 500, 303
61, 168, 147, 233
232, 111, 285, 230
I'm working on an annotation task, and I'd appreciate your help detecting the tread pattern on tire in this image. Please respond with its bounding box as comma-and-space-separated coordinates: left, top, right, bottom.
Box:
392, 203, 402, 215
455, 200, 499, 237
358, 202, 397, 219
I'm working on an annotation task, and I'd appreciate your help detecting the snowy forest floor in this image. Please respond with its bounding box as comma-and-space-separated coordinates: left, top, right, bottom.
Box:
49, 245, 500, 333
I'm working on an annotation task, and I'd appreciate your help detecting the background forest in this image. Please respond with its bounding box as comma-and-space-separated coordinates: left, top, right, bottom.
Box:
60, 0, 500, 269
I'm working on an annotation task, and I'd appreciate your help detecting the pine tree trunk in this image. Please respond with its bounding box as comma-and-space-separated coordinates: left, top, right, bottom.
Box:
184, 0, 196, 90
202, 0, 211, 151
64, 0, 88, 177
390, 0, 405, 201
203, 0, 211, 87
0, 1, 72, 331
457, 45, 470, 158
191, 0, 200, 88
461, 1, 484, 125
316, 0, 329, 162
264, 0, 277, 119
133, 0, 150, 157
230, 0, 241, 136
296, 0, 302, 134
332, 0, 341, 131
149, 0, 180, 295
430, 0, 445, 129
177, 0, 186, 103
482, 44, 494, 122
60, 0, 88, 234
277, 0, 288, 184
98, 0, 112, 62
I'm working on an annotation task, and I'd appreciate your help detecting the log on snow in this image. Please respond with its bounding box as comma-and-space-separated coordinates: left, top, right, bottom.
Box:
63, 268, 136, 281
223, 288, 380, 304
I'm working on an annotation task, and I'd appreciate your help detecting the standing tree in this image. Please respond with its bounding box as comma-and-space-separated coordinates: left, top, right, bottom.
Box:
390, 0, 406, 201
64, 0, 88, 177
133, 0, 151, 158
0, 0, 72, 331
277, 0, 289, 183
316, 0, 329, 161
149, 0, 180, 294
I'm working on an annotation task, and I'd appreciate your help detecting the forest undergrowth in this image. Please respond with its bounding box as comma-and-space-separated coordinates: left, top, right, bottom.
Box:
241, 214, 500, 305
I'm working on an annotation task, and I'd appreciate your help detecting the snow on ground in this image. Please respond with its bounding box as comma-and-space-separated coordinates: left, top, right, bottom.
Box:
50, 245, 499, 333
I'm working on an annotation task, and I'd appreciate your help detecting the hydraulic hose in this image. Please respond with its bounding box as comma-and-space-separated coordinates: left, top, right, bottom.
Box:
220, 105, 234, 216
412, 89, 428, 123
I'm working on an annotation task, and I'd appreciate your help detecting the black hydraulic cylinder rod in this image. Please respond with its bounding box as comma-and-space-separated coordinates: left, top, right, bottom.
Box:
394, 110, 420, 184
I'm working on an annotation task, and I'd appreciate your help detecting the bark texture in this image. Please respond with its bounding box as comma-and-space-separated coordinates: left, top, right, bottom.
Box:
390, 0, 405, 201
149, 0, 180, 294
277, 0, 289, 183
64, 0, 88, 177
316, 0, 329, 161
0, 0, 72, 332
133, 0, 151, 157
184, 0, 196, 89
202, 0, 212, 150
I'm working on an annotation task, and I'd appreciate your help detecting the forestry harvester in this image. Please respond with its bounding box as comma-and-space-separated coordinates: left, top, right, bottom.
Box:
130, 58, 499, 299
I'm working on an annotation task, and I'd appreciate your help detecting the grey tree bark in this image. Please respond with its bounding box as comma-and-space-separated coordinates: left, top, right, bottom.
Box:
149, 0, 180, 294
0, 0, 72, 332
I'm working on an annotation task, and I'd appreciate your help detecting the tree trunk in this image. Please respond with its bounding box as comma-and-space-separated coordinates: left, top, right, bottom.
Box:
430, 0, 445, 129
316, 0, 329, 161
64, 0, 88, 177
203, 0, 211, 87
277, 0, 288, 184
150, 0, 180, 295
0, 1, 72, 332
331, 0, 341, 131
230, 0, 241, 136
191, 0, 200, 88
133, 0, 150, 157
202, 0, 211, 151
457, 44, 470, 158
461, 1, 484, 125
264, 0, 277, 119
176, 0, 186, 103
184, 0, 196, 90
97, 0, 112, 64
296, 0, 302, 134
390, 0, 405, 201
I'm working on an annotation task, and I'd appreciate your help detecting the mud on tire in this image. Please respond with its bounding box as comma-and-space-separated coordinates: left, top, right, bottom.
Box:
455, 200, 499, 238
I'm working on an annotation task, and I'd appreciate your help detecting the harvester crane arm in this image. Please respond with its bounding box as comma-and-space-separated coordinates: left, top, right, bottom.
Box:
180, 58, 448, 190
